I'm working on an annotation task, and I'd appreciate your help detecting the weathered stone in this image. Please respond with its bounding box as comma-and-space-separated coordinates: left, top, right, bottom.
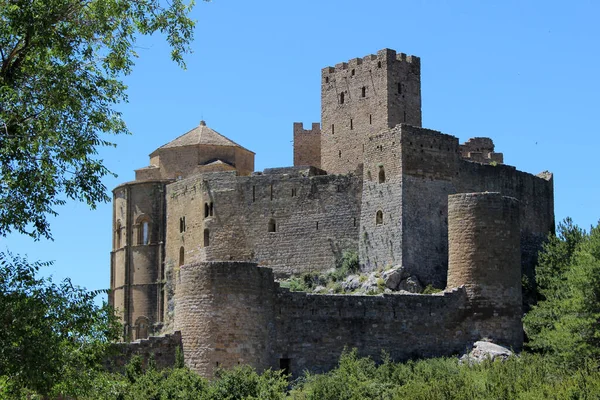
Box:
382, 266, 407, 290
398, 276, 423, 293
459, 341, 514, 364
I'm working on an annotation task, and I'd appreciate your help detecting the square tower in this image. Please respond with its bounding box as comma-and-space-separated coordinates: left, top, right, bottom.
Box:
321, 49, 422, 174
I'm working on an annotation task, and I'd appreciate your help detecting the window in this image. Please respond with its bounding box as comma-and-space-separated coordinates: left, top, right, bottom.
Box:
204, 203, 210, 218
135, 316, 150, 340
377, 61, 382, 68
325, 76, 329, 83
204, 229, 210, 247
351, 69, 355, 76
279, 358, 291, 376
142, 221, 149, 244
210, 202, 214, 216
268, 218, 276, 233
291, 188, 297, 197
398, 82, 402, 94
340, 92, 345, 104
403, 111, 406, 122
353, 217, 357, 227
369, 114, 372, 125
179, 217, 186, 233
361, 86, 366, 97
379, 167, 386, 183
115, 220, 122, 248
252, 185, 256, 202
331, 124, 335, 134
316, 221, 319, 230
339, 150, 342, 158
376, 210, 383, 225
350, 119, 353, 130
179, 246, 185, 266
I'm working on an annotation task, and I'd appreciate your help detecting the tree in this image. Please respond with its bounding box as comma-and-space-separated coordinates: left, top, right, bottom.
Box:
524, 218, 600, 366
0, 251, 121, 397
0, 0, 203, 240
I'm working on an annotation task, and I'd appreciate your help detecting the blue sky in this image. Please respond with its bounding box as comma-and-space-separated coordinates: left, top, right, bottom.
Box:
2, 0, 599, 295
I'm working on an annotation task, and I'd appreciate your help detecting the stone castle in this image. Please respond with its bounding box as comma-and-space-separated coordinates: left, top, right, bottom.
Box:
109, 49, 555, 377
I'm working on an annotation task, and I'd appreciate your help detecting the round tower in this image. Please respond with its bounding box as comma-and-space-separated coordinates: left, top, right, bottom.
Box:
174, 261, 276, 377
447, 192, 523, 349
110, 180, 167, 340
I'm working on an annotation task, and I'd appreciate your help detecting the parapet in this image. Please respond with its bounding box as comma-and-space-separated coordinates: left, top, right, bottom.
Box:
322, 48, 420, 76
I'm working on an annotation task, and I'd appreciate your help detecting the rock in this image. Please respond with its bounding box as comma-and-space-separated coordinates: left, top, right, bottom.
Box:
361, 275, 379, 292
397, 275, 423, 293
460, 341, 514, 364
382, 266, 408, 290
313, 285, 326, 293
342, 275, 361, 292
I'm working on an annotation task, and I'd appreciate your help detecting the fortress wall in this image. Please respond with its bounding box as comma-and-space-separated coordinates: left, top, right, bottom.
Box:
447, 193, 523, 348
399, 125, 461, 286
274, 288, 470, 377
107, 332, 182, 373
174, 262, 277, 377
165, 170, 362, 278
456, 161, 554, 279
359, 128, 403, 270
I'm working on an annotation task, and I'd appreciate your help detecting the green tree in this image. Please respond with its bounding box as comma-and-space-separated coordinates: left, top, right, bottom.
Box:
0, 251, 121, 397
524, 218, 600, 366
0, 0, 202, 239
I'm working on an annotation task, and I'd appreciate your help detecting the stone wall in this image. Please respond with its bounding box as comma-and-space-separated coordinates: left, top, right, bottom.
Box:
107, 332, 182, 372
459, 137, 504, 164
321, 49, 421, 174
358, 124, 553, 288
293, 122, 321, 168
165, 167, 362, 279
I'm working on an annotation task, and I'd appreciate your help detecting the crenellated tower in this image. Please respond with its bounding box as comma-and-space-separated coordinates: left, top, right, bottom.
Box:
320, 48, 422, 174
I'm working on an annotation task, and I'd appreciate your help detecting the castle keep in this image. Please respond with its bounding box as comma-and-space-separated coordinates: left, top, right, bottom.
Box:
109, 49, 554, 377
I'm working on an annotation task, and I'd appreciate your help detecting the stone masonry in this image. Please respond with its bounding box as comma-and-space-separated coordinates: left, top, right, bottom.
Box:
109, 49, 554, 376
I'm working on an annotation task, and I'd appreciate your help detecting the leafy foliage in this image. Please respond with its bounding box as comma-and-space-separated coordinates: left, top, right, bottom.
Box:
0, 251, 120, 397
0, 0, 202, 239
524, 218, 600, 366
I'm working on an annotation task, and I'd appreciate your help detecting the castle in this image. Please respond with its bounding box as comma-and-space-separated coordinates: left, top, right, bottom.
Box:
109, 49, 555, 377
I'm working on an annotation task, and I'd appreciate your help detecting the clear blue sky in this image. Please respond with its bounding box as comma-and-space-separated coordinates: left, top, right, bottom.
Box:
2, 0, 599, 296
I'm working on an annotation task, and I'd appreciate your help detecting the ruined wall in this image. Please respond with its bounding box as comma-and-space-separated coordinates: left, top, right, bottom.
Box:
447, 193, 523, 348
459, 137, 504, 164
321, 49, 421, 174
293, 122, 321, 168
110, 180, 167, 340
107, 332, 182, 372
164, 167, 362, 279
174, 262, 276, 377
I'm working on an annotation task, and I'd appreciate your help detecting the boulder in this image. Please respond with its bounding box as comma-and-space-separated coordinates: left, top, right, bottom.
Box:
382, 266, 408, 290
460, 341, 514, 364
397, 275, 423, 293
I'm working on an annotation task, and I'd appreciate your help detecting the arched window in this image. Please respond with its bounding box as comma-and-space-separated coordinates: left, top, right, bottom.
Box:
268, 218, 276, 233
204, 203, 209, 218
340, 92, 345, 104
135, 316, 150, 340
136, 216, 151, 245
204, 229, 210, 247
377, 61, 382, 68
376, 210, 383, 225
115, 220, 122, 249
361, 86, 366, 97
179, 246, 185, 266
379, 167, 386, 184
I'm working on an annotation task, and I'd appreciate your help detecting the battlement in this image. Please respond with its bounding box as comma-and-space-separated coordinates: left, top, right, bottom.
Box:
322, 48, 420, 76
460, 137, 504, 165
293, 122, 321, 168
